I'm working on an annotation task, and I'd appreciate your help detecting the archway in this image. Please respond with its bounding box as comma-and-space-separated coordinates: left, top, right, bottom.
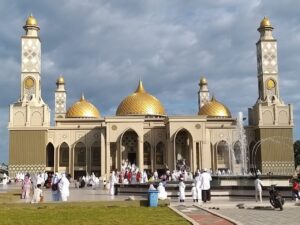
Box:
233, 141, 242, 164
46, 143, 54, 168
175, 129, 193, 170
143, 142, 151, 167
74, 142, 86, 178
91, 141, 101, 177
156, 142, 164, 166
59, 142, 69, 167
121, 130, 138, 165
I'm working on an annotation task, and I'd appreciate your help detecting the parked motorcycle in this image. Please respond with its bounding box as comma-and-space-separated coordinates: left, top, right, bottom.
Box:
269, 184, 284, 210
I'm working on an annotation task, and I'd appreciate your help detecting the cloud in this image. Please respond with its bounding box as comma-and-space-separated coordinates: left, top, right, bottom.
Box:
0, 0, 300, 163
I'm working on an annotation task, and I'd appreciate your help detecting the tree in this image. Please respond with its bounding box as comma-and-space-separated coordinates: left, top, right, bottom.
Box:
294, 140, 300, 167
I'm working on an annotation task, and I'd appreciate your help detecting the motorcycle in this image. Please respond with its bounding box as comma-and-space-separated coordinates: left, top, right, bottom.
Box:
269, 184, 284, 211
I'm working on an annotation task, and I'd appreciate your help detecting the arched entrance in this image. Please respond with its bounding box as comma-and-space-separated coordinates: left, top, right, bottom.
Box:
233, 141, 242, 164
143, 142, 151, 169
59, 142, 69, 168
121, 130, 138, 165
46, 143, 54, 169
175, 129, 193, 171
91, 141, 101, 177
74, 142, 86, 179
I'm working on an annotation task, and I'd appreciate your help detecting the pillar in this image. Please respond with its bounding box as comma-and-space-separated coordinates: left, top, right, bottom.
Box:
100, 129, 105, 177
138, 135, 144, 172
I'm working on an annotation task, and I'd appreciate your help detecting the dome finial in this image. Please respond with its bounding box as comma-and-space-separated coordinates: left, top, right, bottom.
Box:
259, 16, 273, 29
135, 80, 145, 93
199, 76, 208, 86
81, 93, 85, 101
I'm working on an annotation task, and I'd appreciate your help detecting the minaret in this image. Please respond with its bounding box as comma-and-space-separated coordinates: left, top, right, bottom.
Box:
256, 17, 281, 105
248, 17, 294, 175
55, 76, 67, 118
8, 15, 51, 177
198, 76, 210, 112
21, 14, 43, 104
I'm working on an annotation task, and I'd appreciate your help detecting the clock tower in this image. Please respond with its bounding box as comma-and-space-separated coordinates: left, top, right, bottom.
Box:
248, 17, 294, 175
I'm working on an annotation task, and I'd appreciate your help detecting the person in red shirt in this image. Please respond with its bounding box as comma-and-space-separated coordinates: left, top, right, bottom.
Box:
292, 179, 299, 201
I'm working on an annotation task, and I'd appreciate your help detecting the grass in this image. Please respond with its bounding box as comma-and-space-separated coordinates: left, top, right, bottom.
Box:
0, 192, 190, 225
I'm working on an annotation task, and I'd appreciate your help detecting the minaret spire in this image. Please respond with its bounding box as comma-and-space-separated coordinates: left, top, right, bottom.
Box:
198, 76, 210, 113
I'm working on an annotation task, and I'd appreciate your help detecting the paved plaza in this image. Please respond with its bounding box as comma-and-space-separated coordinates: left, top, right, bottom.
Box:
1, 183, 300, 225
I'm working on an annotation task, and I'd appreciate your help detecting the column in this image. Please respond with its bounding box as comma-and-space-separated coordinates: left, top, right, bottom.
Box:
138, 135, 144, 172
100, 129, 105, 177
192, 141, 197, 172
106, 142, 110, 178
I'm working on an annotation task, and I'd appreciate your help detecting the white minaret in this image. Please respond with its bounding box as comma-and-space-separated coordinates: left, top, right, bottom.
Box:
198, 76, 210, 112
8, 15, 50, 128
55, 76, 67, 118
256, 17, 282, 105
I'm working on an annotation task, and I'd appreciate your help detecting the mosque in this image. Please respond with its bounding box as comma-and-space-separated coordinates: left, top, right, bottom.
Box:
8, 16, 295, 179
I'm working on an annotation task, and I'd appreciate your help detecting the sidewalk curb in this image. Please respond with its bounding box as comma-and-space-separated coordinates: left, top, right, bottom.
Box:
194, 205, 242, 225
169, 205, 198, 225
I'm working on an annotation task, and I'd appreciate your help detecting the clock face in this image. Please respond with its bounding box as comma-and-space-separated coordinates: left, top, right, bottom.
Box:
24, 77, 34, 89
266, 79, 275, 89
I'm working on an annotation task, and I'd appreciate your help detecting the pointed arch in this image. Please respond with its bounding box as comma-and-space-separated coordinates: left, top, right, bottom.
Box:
233, 141, 242, 164
174, 128, 193, 169
59, 142, 69, 167
46, 142, 54, 167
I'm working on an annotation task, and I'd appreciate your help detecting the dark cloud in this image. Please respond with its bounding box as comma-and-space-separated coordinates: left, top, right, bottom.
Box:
0, 0, 299, 163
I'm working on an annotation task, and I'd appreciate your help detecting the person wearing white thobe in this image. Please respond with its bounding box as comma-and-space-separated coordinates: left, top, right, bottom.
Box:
179, 179, 186, 202
58, 174, 70, 202
201, 169, 212, 202
255, 176, 263, 203
191, 183, 197, 202
157, 182, 167, 200
194, 172, 202, 202
109, 171, 117, 195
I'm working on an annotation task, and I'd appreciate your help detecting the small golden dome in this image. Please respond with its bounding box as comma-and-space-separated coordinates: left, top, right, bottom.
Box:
199, 77, 208, 86
66, 95, 100, 118
260, 16, 272, 28
116, 80, 166, 116
199, 96, 231, 118
25, 15, 38, 26
56, 76, 65, 85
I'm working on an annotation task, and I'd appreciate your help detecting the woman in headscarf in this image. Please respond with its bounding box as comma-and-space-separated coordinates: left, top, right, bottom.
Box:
157, 182, 167, 200
21, 174, 31, 200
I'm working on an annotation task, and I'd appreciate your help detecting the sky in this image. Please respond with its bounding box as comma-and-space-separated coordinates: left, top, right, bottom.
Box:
0, 0, 300, 164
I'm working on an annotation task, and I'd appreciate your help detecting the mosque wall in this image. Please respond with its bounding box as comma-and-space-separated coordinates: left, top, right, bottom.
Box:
9, 130, 47, 176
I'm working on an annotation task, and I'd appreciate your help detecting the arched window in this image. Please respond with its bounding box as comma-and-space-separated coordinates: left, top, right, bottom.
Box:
234, 141, 242, 164
59, 142, 69, 167
156, 142, 165, 165
216, 140, 229, 169
144, 142, 151, 165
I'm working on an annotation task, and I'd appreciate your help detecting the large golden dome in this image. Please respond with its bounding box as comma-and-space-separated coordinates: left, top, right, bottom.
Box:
116, 81, 166, 116
66, 95, 100, 118
25, 14, 38, 26
199, 96, 231, 118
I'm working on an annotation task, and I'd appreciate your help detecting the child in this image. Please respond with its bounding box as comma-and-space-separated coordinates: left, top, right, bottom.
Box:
179, 178, 186, 203
191, 183, 197, 202
31, 184, 43, 203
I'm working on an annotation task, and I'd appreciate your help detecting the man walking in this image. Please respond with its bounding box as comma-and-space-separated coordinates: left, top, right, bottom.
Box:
201, 168, 212, 203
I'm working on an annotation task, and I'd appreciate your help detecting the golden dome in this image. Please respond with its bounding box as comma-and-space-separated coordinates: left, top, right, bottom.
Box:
56, 76, 65, 85
116, 80, 166, 116
199, 77, 208, 86
25, 14, 38, 26
66, 95, 100, 118
199, 96, 231, 118
260, 17, 272, 28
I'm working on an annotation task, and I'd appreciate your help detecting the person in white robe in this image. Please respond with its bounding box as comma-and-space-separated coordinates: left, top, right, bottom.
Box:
179, 178, 186, 202
194, 172, 202, 202
51, 173, 60, 201
191, 183, 197, 202
200, 168, 212, 202
31, 184, 43, 203
157, 182, 167, 200
109, 171, 117, 195
58, 173, 70, 202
